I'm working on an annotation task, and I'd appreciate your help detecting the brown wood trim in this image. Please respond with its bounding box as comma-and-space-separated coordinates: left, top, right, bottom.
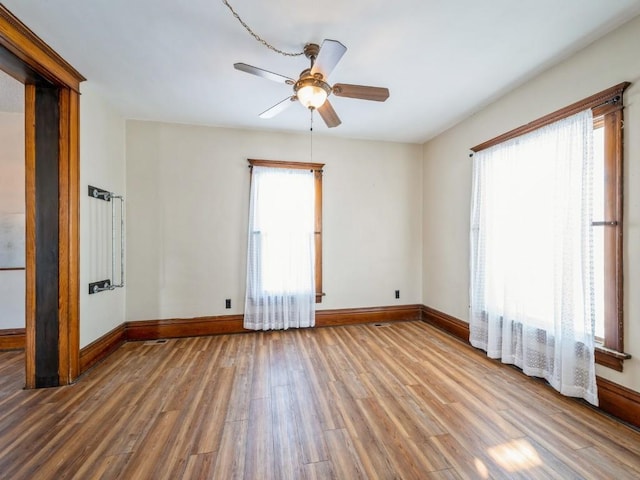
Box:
0, 5, 85, 90
314, 169, 323, 303
420, 305, 470, 341
24, 83, 36, 388
58, 87, 70, 384
597, 376, 640, 428
67, 89, 80, 381
471, 82, 630, 152
126, 315, 248, 341
57, 88, 80, 383
420, 304, 640, 429
602, 107, 624, 353
595, 349, 623, 372
79, 324, 126, 373
0, 267, 25, 271
0, 328, 26, 350
248, 159, 325, 171
594, 345, 631, 372
316, 304, 422, 327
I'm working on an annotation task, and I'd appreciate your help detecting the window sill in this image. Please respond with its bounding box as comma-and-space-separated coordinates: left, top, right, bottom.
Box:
595, 344, 631, 372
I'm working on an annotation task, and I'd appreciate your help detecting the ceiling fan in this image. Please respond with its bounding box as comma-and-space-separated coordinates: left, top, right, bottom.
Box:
234, 39, 390, 128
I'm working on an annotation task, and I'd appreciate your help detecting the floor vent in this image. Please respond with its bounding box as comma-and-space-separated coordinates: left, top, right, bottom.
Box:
143, 339, 168, 345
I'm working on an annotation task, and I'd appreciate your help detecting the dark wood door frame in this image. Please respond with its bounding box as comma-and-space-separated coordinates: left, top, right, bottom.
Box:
0, 6, 84, 388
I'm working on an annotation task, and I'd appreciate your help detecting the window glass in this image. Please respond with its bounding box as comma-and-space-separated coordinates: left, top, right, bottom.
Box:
592, 124, 605, 340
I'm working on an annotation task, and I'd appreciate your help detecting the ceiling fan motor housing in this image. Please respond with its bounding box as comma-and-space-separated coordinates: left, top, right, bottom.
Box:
294, 68, 332, 108
294, 70, 331, 94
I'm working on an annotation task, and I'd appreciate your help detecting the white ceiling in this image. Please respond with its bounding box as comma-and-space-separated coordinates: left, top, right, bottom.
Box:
2, 0, 640, 143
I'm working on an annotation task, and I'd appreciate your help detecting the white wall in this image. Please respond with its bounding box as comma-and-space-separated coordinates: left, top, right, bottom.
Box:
422, 15, 640, 392
0, 111, 24, 330
79, 84, 126, 348
125, 121, 422, 321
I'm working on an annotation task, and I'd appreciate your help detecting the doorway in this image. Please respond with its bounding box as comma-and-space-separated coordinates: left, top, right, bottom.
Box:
0, 5, 84, 388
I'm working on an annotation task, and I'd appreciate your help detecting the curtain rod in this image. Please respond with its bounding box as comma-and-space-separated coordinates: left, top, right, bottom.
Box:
469, 82, 630, 155
468, 94, 620, 158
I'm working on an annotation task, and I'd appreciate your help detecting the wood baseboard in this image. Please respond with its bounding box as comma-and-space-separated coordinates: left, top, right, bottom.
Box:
316, 304, 422, 327
0, 328, 26, 350
420, 304, 640, 430
126, 314, 247, 341
597, 376, 640, 428
79, 324, 126, 373
421, 305, 469, 340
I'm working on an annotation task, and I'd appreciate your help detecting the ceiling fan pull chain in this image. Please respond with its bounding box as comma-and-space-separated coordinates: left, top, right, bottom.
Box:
310, 109, 314, 163
222, 0, 304, 57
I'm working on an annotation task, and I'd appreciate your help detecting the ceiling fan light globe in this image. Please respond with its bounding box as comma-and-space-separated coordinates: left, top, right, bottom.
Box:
297, 85, 328, 109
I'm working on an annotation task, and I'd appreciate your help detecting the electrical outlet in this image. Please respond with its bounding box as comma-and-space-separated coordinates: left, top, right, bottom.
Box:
225, 299, 231, 309
395, 290, 400, 299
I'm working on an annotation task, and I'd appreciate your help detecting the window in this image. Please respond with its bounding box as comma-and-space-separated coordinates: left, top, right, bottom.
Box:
244, 159, 324, 331
471, 82, 629, 371
470, 109, 599, 404
247, 159, 323, 303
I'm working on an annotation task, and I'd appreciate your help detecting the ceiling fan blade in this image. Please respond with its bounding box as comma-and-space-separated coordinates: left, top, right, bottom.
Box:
234, 63, 295, 85
259, 96, 296, 119
317, 100, 341, 128
310, 39, 347, 79
332, 83, 390, 102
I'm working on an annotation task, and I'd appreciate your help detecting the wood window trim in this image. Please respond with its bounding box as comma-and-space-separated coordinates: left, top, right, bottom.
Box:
470, 83, 630, 370
594, 101, 629, 370
248, 159, 325, 303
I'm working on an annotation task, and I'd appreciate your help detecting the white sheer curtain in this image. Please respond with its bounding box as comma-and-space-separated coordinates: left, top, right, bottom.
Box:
244, 166, 316, 330
470, 109, 598, 405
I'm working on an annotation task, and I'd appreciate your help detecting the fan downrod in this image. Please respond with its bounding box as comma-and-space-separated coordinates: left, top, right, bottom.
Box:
304, 43, 320, 64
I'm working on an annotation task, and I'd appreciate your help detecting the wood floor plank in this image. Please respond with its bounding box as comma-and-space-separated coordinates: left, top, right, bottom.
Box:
357, 396, 449, 477
211, 419, 248, 480
498, 408, 601, 478
552, 406, 640, 455
81, 453, 132, 480
118, 409, 181, 479
271, 384, 304, 480
1, 321, 639, 479
244, 397, 275, 480
327, 380, 404, 479
249, 341, 270, 400
292, 333, 345, 431
323, 428, 367, 480
180, 452, 216, 480
303, 460, 334, 480
288, 368, 329, 464
430, 433, 502, 480
193, 366, 236, 454
574, 445, 640, 479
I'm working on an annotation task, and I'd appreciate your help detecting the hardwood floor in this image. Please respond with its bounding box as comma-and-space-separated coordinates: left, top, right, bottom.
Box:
1, 321, 639, 479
